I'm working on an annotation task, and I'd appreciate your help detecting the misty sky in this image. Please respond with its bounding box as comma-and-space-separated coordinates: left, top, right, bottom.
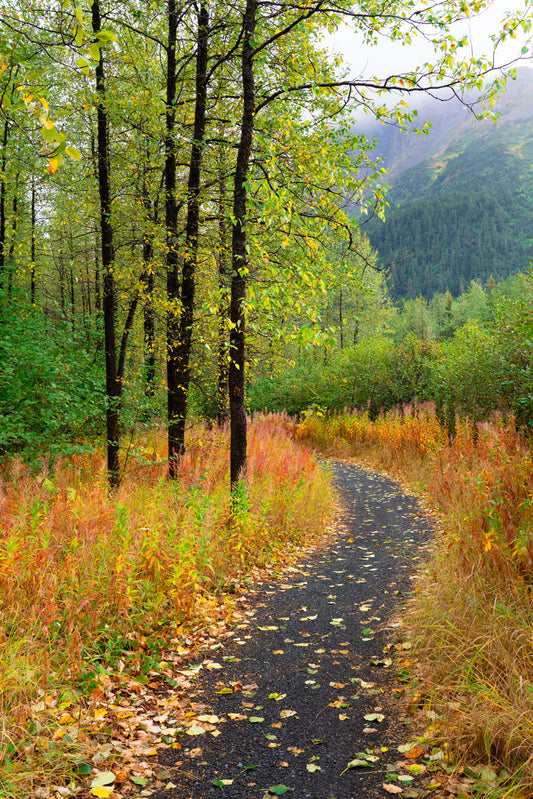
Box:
326, 0, 532, 80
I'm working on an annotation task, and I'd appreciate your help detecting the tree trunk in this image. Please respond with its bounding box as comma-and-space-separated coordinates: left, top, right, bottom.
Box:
92, 0, 120, 488
30, 178, 36, 305
165, 0, 180, 474
216, 167, 229, 426
0, 119, 8, 294
339, 287, 343, 349
142, 164, 157, 396
229, 0, 257, 489
167, 0, 209, 476
7, 175, 19, 303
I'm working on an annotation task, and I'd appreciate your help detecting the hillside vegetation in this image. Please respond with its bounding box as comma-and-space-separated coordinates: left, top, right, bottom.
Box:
363, 70, 533, 298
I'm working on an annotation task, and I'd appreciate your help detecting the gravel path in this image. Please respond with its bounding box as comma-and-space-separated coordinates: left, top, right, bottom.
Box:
153, 461, 433, 799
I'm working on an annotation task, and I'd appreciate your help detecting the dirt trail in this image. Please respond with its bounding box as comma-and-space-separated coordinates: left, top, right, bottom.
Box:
151, 461, 433, 799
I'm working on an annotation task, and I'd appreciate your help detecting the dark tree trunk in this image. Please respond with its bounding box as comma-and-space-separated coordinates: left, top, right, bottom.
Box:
339, 287, 343, 349
143, 265, 156, 395
30, 178, 36, 305
229, 0, 257, 489
92, 0, 120, 488
142, 166, 157, 396
94, 240, 101, 312
165, 0, 180, 474
7, 175, 19, 303
85, 260, 92, 317
216, 167, 229, 426
69, 264, 75, 328
167, 0, 209, 476
0, 119, 8, 293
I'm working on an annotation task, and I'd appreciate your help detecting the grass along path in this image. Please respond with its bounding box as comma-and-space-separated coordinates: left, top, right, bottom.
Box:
133, 462, 435, 799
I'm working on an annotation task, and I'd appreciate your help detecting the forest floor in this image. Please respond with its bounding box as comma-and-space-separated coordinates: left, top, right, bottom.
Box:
121, 461, 443, 799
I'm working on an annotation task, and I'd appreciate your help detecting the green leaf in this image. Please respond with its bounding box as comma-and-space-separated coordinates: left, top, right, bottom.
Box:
269, 785, 293, 795
90, 772, 115, 789
249, 716, 264, 723
212, 779, 234, 788
97, 29, 118, 42
77, 56, 90, 75
74, 762, 92, 775
89, 43, 101, 62
130, 776, 149, 786
65, 146, 81, 161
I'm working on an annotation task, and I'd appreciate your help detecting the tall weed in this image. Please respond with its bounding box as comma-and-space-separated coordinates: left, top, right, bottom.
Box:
0, 414, 332, 790
299, 406, 533, 786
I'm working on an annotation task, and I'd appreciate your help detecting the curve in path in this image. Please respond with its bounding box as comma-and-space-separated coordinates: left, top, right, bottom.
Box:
153, 461, 432, 799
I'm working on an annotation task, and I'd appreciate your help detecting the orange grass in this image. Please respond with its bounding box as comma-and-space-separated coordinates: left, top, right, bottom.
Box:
299, 406, 533, 786
0, 413, 333, 791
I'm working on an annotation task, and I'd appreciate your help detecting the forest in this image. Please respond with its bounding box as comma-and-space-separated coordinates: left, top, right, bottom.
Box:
1, 1, 533, 798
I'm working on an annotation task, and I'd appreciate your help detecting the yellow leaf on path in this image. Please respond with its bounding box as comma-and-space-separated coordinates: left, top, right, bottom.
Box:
91, 788, 113, 798
186, 725, 206, 736
94, 708, 107, 719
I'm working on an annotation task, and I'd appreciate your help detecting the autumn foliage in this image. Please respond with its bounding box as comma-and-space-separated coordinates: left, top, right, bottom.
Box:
0, 414, 333, 792
298, 405, 533, 784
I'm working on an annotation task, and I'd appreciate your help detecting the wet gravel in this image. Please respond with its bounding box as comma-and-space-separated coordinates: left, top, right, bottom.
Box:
152, 461, 433, 799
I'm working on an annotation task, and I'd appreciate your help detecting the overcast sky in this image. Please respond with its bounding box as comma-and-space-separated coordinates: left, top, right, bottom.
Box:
325, 0, 533, 80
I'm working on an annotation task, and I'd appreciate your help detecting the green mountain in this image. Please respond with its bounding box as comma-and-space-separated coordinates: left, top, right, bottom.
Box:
362, 69, 533, 299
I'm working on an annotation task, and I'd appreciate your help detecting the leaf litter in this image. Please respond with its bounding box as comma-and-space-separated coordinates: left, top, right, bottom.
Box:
30, 462, 460, 799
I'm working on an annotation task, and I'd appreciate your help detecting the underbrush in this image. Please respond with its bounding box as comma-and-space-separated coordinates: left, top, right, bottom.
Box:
0, 414, 333, 796
298, 405, 533, 791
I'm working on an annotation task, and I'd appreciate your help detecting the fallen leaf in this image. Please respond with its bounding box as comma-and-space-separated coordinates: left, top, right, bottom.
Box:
383, 784, 403, 794
268, 785, 293, 795
130, 776, 149, 786
306, 763, 321, 773
90, 773, 116, 789
279, 710, 297, 719
186, 725, 206, 736
364, 713, 385, 722
90, 788, 112, 798
249, 717, 265, 723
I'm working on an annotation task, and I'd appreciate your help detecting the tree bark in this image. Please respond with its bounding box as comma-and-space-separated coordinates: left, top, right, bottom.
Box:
216, 166, 229, 426
30, 177, 36, 305
229, 0, 257, 489
7, 174, 19, 303
92, 0, 120, 488
0, 118, 9, 293
165, 0, 180, 474
167, 0, 209, 476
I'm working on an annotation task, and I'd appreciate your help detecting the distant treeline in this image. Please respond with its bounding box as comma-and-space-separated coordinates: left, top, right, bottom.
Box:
365, 131, 533, 299
250, 271, 533, 432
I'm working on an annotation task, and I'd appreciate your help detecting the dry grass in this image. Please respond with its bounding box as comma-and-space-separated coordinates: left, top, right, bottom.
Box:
0, 413, 333, 795
299, 405, 533, 789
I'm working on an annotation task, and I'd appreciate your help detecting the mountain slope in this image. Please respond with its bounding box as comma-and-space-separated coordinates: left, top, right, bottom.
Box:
361, 69, 533, 299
